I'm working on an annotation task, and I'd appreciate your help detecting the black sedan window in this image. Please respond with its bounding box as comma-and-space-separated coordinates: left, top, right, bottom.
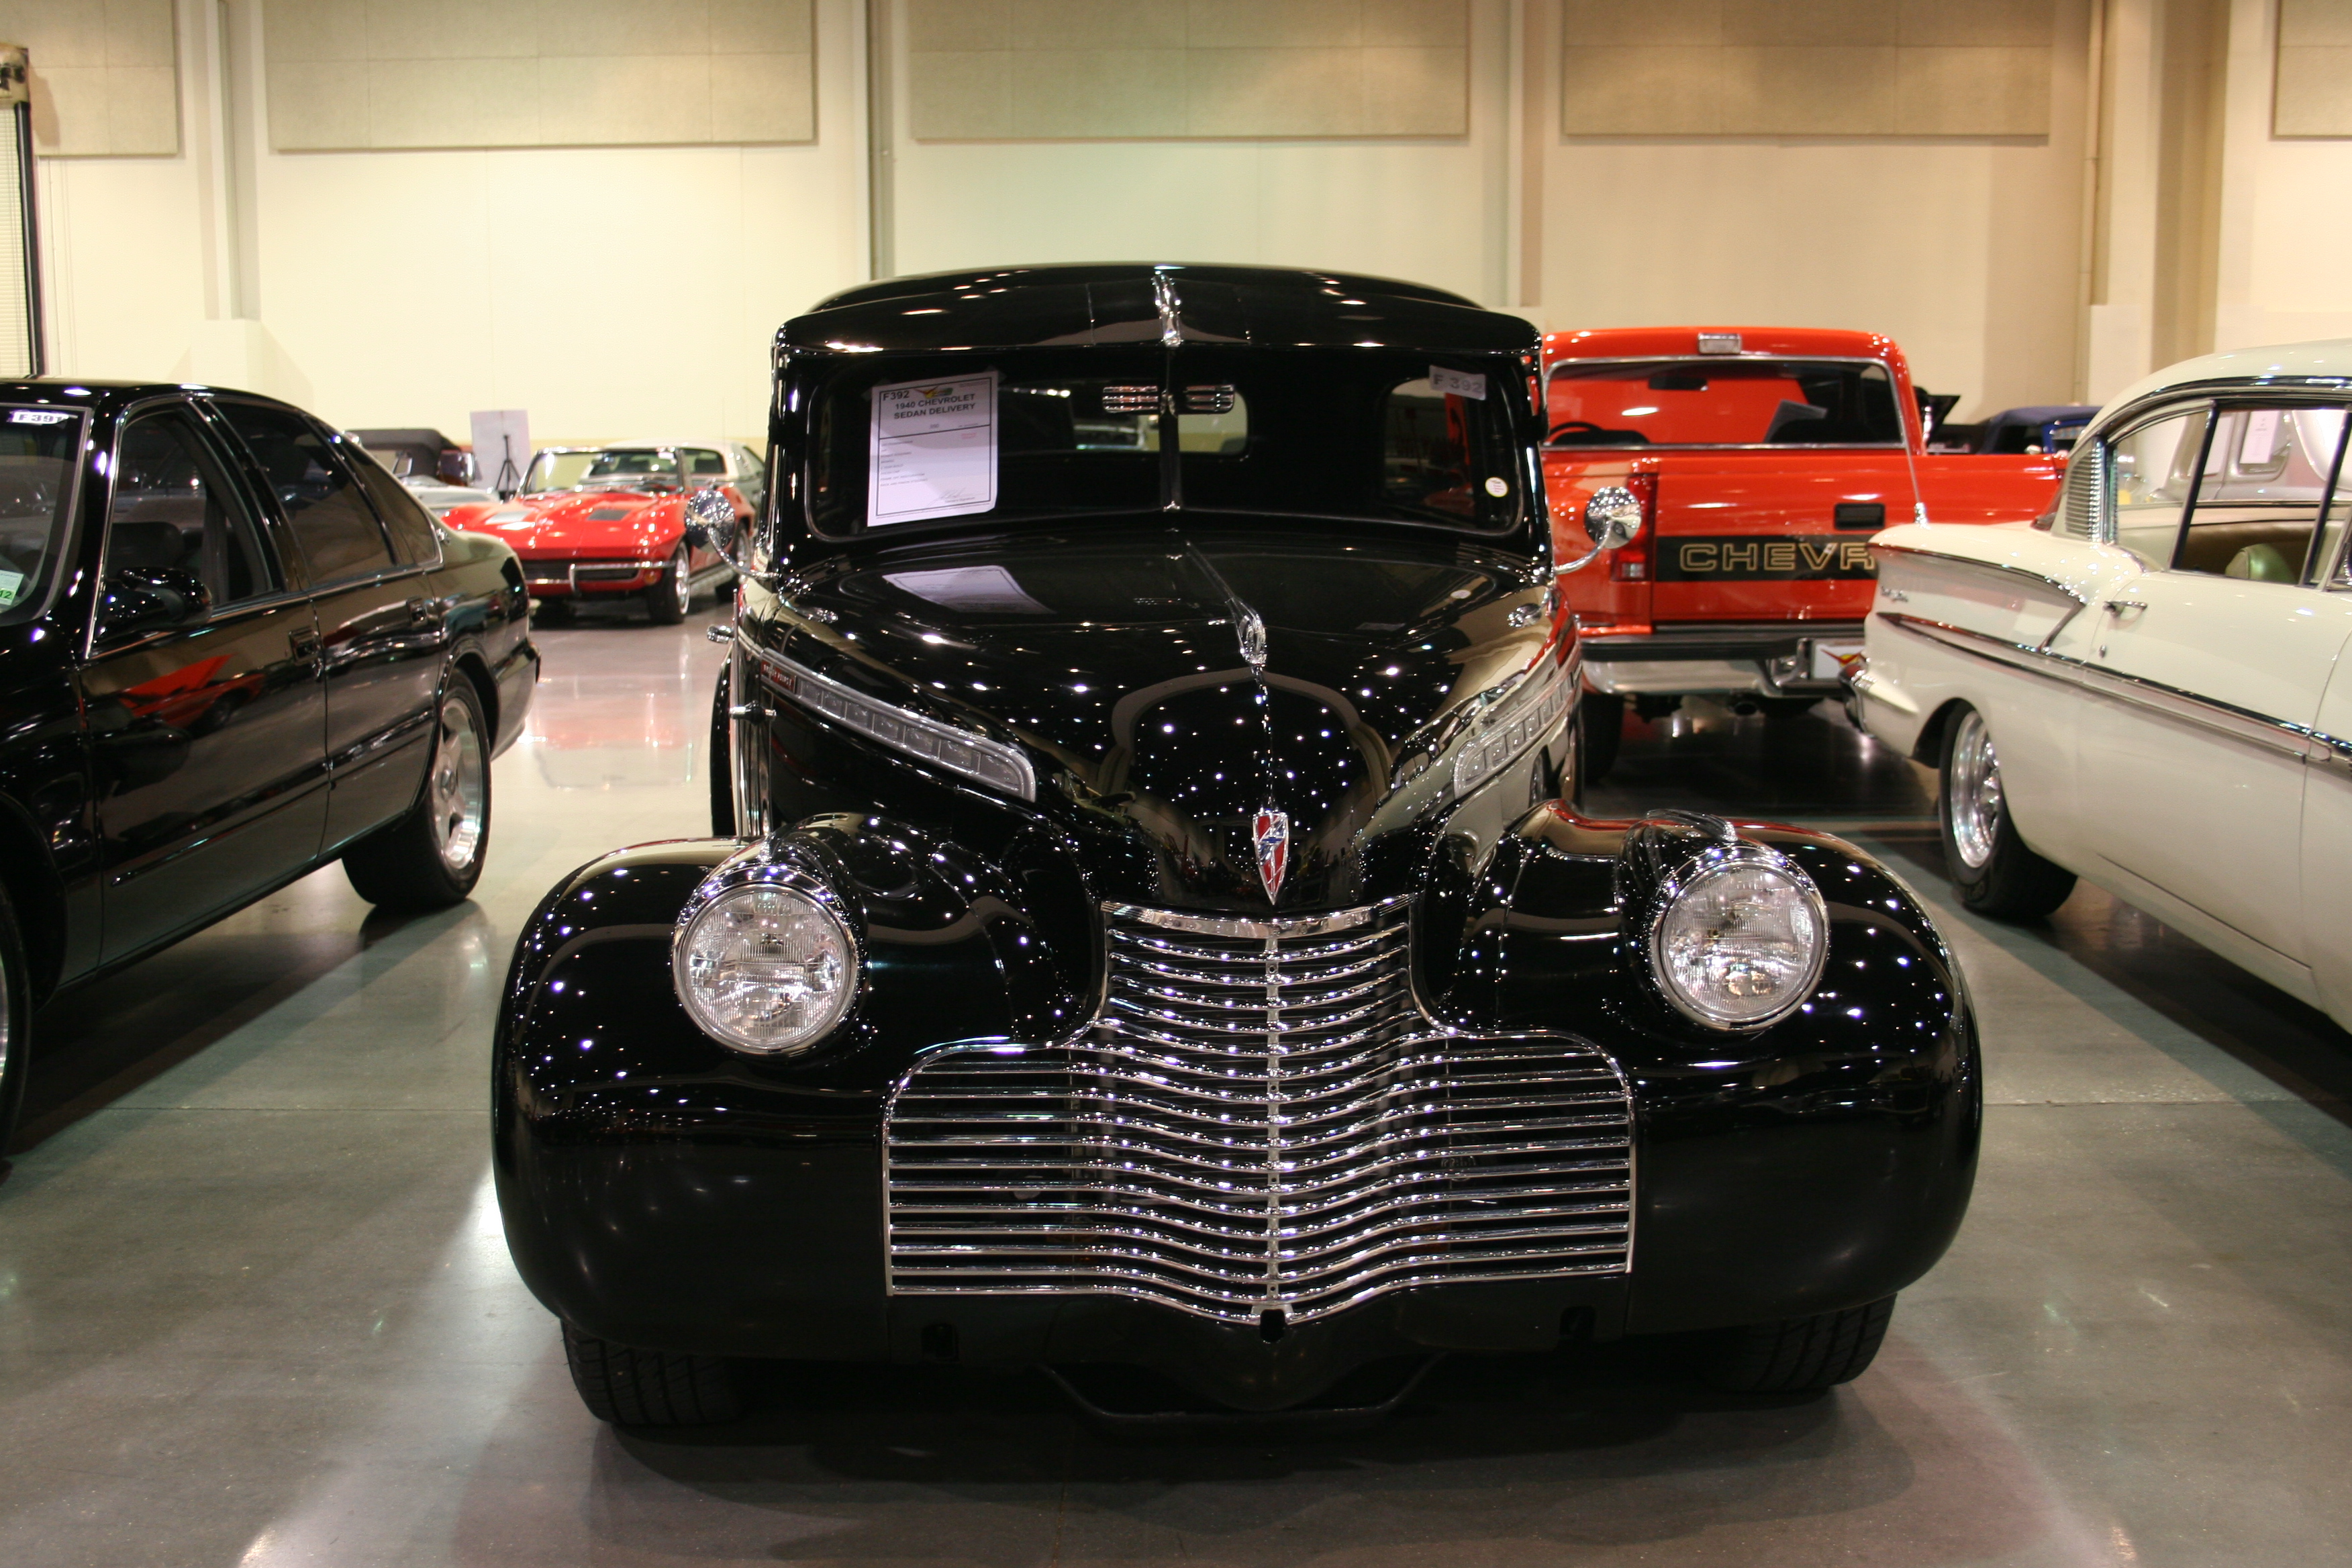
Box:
214, 401, 397, 584
0, 406, 83, 623
101, 409, 277, 616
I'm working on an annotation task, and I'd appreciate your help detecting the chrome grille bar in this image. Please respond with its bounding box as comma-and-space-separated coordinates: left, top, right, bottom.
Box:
883, 899, 1634, 1324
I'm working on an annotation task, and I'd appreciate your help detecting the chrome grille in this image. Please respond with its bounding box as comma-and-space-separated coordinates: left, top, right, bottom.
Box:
883, 899, 1634, 1324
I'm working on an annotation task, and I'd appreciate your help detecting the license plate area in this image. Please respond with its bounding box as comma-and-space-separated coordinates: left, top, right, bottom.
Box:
1806, 639, 1865, 681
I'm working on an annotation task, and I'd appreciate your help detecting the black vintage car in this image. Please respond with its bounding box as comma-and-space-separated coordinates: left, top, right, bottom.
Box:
496, 265, 1977, 1422
0, 382, 538, 1149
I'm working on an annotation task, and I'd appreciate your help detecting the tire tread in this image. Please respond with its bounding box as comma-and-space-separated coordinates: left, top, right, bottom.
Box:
1709, 1296, 1895, 1393
562, 1322, 746, 1426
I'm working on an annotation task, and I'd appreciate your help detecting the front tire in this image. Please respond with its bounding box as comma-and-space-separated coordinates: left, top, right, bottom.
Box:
1939, 704, 2073, 918
562, 1322, 748, 1426
0, 881, 30, 1161
344, 679, 492, 910
1579, 691, 1624, 785
709, 665, 736, 837
1703, 1296, 1896, 1394
646, 546, 692, 625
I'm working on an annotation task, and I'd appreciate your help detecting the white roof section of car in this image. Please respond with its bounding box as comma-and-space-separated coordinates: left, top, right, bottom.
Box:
2102, 338, 2352, 419
609, 438, 742, 452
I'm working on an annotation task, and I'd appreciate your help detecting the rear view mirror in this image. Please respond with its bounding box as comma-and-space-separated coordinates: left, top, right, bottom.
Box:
97, 567, 211, 641
1557, 485, 1644, 576
683, 487, 743, 566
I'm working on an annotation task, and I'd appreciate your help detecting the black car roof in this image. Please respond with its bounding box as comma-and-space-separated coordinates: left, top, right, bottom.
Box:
781, 263, 1538, 357
0, 380, 298, 411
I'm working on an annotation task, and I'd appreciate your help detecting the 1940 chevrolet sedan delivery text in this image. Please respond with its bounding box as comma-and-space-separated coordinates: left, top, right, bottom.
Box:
495, 264, 1979, 1423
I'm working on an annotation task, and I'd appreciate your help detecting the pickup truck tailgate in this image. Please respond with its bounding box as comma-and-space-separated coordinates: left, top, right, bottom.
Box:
1647, 453, 1913, 624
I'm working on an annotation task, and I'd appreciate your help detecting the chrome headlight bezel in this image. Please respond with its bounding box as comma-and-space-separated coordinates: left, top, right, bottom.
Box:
672, 845, 861, 1056
1643, 839, 1829, 1032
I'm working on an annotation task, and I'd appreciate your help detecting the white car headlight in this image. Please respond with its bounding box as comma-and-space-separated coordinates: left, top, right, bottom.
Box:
674, 877, 856, 1055
1649, 849, 1828, 1030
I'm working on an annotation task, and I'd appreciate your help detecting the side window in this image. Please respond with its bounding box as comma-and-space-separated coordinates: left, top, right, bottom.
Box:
1379, 375, 1516, 528
2173, 405, 2349, 581
213, 401, 396, 584
103, 409, 278, 618
684, 447, 728, 478
2106, 405, 2210, 568
346, 442, 446, 566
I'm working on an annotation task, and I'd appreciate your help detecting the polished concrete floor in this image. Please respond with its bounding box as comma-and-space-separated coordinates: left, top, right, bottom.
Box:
5, 609, 2349, 1566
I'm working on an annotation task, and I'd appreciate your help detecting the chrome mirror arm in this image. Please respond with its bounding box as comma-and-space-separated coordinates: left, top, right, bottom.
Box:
1555, 485, 1643, 577
683, 487, 782, 585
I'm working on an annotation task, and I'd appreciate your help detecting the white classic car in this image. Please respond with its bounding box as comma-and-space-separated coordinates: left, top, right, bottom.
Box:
1851, 339, 2352, 1028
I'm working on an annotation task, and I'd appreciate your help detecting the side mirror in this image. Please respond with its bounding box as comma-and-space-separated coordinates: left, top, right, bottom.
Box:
683, 485, 743, 566
1555, 485, 1643, 576
97, 567, 211, 640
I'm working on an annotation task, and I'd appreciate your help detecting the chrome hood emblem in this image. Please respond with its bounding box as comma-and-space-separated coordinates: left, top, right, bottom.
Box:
1253, 807, 1290, 903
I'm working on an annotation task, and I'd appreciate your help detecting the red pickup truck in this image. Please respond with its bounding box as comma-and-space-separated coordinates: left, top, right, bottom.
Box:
1542, 326, 2064, 777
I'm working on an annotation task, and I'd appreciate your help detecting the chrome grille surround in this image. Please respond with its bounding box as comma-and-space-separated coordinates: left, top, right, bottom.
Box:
883, 899, 1634, 1324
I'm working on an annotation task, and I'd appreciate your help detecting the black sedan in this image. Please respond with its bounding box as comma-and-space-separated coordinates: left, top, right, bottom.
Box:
0, 381, 538, 1150
495, 264, 1977, 1422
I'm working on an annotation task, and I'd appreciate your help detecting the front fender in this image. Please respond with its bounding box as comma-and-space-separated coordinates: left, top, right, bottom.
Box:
1493, 804, 1981, 1332
491, 816, 1081, 1352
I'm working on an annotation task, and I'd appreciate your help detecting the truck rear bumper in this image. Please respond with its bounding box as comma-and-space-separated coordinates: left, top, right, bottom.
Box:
1581, 621, 1867, 697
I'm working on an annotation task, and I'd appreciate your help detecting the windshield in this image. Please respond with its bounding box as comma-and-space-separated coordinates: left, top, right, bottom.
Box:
520, 450, 597, 494
1545, 358, 1904, 448
805, 348, 1528, 538
583, 448, 682, 490
0, 406, 85, 622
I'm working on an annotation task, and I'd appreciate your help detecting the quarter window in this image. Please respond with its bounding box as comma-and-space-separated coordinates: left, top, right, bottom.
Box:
215, 402, 397, 583
347, 442, 446, 567
2106, 406, 2209, 568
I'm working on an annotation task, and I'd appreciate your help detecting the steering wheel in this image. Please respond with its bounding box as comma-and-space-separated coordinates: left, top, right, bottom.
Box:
1548, 420, 1606, 442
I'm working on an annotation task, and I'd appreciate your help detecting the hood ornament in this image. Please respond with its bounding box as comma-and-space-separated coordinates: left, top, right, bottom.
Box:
1253, 807, 1290, 903
1235, 603, 1267, 671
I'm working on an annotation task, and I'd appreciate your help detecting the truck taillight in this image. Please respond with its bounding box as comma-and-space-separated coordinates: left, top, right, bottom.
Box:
1611, 473, 1657, 581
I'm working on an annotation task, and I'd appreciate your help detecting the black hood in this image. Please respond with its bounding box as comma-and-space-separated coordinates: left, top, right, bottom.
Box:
755, 522, 1567, 914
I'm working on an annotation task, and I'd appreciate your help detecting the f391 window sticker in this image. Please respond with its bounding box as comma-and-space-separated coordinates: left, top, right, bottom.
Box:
1656, 536, 1877, 581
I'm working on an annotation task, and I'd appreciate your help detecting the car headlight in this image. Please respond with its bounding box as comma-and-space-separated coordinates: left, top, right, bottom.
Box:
1649, 846, 1828, 1030
673, 871, 857, 1055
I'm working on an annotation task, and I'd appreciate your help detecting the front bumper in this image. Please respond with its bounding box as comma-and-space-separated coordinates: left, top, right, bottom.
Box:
1581, 620, 1868, 697
522, 558, 667, 597
495, 832, 1977, 1411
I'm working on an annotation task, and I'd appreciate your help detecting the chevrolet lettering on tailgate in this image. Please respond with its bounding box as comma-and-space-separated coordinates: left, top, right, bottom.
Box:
1659, 536, 1877, 581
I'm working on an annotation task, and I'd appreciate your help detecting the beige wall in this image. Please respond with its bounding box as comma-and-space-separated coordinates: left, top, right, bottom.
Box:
9, 0, 180, 156
1535, 0, 2095, 419
37, 0, 869, 443
28, 0, 2352, 443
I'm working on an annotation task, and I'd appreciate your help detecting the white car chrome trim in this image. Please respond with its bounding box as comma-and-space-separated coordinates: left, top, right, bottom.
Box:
1879, 611, 2348, 767
1869, 541, 2092, 605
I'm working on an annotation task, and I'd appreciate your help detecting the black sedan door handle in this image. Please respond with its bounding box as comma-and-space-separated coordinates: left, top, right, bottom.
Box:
288, 626, 321, 658
405, 596, 438, 623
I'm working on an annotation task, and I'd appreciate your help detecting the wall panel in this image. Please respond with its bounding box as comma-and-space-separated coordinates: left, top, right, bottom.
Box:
906, 0, 1467, 140
1559, 0, 2055, 137
262, 0, 816, 150
5, 0, 179, 157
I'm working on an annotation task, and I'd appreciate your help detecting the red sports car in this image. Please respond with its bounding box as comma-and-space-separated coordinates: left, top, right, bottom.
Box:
443, 440, 761, 624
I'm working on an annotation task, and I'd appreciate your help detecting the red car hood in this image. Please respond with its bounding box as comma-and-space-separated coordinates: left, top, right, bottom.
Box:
450, 488, 684, 559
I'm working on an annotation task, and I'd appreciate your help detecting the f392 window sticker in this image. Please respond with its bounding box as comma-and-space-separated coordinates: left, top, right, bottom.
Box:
1655, 536, 1877, 581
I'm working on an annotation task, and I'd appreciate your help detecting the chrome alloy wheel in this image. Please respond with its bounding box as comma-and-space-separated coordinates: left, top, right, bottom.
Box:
671, 548, 694, 618
428, 695, 488, 875
1946, 708, 2004, 872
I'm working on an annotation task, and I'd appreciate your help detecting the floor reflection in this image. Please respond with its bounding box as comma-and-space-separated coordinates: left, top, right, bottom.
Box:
5, 622, 2352, 1566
